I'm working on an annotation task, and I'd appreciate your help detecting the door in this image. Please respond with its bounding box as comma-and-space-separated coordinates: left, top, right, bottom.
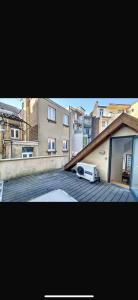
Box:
131, 137, 138, 198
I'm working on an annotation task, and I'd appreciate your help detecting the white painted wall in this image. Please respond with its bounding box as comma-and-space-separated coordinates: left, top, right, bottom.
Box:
82, 140, 110, 181
72, 133, 83, 155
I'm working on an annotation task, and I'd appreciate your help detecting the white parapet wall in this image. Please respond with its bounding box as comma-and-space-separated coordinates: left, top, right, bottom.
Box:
0, 155, 69, 181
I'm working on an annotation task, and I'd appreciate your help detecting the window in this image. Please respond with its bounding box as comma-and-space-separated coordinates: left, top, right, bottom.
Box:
22, 147, 33, 158
48, 106, 56, 121
75, 113, 78, 120
63, 140, 69, 151
48, 138, 56, 151
22, 153, 33, 158
11, 128, 19, 139
102, 121, 108, 129
126, 154, 132, 171
84, 127, 91, 136
63, 114, 69, 126
99, 109, 104, 117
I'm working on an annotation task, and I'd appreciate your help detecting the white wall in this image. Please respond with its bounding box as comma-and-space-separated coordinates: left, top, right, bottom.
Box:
82, 140, 110, 181
72, 133, 83, 155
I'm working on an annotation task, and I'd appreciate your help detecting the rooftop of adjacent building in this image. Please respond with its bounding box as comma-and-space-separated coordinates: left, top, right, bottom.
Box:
0, 101, 20, 115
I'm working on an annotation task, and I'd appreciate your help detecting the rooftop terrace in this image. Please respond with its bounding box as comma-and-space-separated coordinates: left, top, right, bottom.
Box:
2, 169, 135, 202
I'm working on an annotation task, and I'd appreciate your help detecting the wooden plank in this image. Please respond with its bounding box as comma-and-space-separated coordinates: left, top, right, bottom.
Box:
119, 191, 131, 202
87, 184, 113, 202
111, 189, 124, 202
72, 186, 102, 201
67, 181, 100, 199
79, 183, 108, 202
72, 182, 103, 201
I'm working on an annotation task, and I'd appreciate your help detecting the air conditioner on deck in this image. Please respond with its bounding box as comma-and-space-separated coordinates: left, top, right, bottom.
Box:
76, 162, 100, 183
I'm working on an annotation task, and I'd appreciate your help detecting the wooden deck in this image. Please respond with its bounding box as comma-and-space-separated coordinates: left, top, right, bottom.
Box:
2, 169, 135, 202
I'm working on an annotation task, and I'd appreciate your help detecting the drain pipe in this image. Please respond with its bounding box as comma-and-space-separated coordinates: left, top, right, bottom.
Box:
11, 140, 13, 158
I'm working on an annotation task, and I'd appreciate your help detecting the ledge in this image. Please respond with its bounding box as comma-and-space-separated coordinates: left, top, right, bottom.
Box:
4, 140, 39, 146
47, 150, 57, 154
47, 119, 56, 124
0, 155, 68, 162
63, 124, 69, 128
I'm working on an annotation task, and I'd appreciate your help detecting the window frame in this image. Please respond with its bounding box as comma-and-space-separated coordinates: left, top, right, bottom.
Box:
22, 153, 33, 158
22, 147, 33, 158
99, 109, 104, 117
63, 140, 69, 152
102, 121, 108, 129
48, 106, 56, 122
63, 114, 69, 126
48, 138, 56, 152
11, 128, 20, 139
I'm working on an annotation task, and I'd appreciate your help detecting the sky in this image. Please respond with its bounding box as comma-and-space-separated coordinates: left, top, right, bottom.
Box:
0, 98, 136, 114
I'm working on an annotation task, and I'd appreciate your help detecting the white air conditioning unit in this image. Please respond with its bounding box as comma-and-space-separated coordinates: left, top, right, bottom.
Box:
76, 162, 99, 183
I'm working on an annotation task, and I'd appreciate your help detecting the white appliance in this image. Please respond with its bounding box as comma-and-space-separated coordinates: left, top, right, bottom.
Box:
76, 162, 99, 182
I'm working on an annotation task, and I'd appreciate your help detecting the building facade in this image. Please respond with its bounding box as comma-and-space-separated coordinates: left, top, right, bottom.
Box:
0, 102, 38, 159
83, 115, 92, 145
68, 106, 92, 157
91, 101, 131, 140
127, 101, 138, 118
69, 106, 85, 157
22, 98, 71, 159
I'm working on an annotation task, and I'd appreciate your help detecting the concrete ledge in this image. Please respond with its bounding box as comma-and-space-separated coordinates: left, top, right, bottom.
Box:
0, 155, 69, 181
0, 155, 69, 162
6, 141, 39, 146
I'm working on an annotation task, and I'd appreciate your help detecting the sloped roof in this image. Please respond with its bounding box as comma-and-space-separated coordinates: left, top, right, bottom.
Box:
0, 102, 20, 115
64, 113, 138, 170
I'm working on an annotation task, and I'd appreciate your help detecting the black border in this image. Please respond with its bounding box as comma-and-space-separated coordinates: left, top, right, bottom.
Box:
1, 49, 138, 299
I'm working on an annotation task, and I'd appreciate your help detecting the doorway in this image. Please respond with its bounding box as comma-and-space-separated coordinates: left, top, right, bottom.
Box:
131, 137, 138, 198
109, 137, 133, 188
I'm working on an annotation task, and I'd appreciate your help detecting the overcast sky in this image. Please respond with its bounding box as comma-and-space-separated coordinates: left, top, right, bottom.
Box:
0, 98, 136, 113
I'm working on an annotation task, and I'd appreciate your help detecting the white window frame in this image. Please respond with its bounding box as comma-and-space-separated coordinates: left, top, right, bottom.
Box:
63, 140, 69, 151
11, 128, 20, 139
22, 147, 33, 158
48, 138, 56, 152
63, 114, 69, 126
22, 152, 33, 158
99, 109, 104, 117
102, 121, 108, 129
48, 106, 56, 122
